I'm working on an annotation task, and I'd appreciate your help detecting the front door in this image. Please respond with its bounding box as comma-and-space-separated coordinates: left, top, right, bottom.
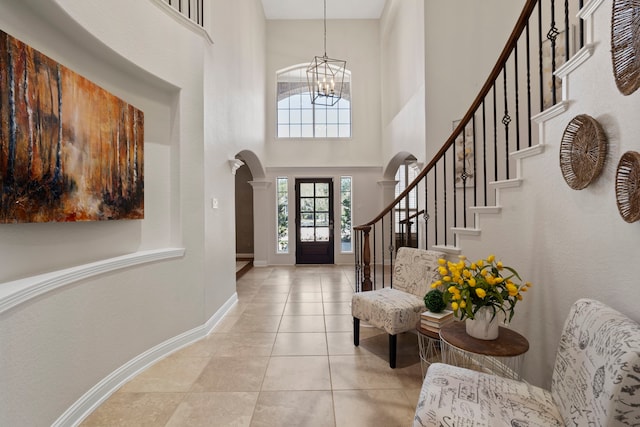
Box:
295, 178, 334, 264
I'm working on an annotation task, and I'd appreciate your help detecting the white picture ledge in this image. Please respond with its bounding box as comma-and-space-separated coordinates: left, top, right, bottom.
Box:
0, 247, 186, 314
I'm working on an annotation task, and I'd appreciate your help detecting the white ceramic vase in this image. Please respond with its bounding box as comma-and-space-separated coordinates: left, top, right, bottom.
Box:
465, 306, 499, 340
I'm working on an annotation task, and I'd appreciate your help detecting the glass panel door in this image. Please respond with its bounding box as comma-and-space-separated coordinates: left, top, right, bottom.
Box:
295, 178, 334, 264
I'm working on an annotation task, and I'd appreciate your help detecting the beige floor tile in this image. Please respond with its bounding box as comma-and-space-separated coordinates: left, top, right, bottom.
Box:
80, 392, 184, 427
283, 302, 325, 315
260, 279, 294, 287
326, 332, 368, 356
262, 356, 331, 391
322, 291, 354, 302
251, 292, 290, 303
404, 387, 422, 407
254, 284, 292, 294
251, 391, 335, 427
210, 315, 241, 334
237, 275, 266, 284
289, 284, 322, 295
82, 265, 429, 426
166, 392, 258, 427
321, 283, 353, 293
224, 314, 282, 333
358, 331, 420, 356
206, 332, 276, 357
191, 356, 269, 392
242, 302, 286, 316
271, 332, 328, 356
119, 354, 210, 393
323, 302, 352, 315
240, 269, 273, 279
329, 355, 422, 390
333, 389, 417, 427
324, 315, 354, 332
224, 302, 250, 316
236, 290, 259, 300
289, 276, 322, 286
287, 292, 323, 302
170, 338, 217, 358
278, 315, 326, 332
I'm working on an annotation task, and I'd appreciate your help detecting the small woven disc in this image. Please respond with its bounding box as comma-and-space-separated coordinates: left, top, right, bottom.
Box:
616, 151, 640, 223
559, 114, 607, 190
611, 0, 640, 95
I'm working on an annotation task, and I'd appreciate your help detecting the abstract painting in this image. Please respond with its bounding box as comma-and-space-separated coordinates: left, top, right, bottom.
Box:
0, 30, 144, 223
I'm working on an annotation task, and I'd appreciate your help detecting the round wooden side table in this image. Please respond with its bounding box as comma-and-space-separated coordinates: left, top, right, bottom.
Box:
439, 321, 529, 380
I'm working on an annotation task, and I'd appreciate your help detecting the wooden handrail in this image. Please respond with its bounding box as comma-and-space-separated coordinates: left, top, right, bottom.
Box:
399, 210, 425, 224
355, 0, 539, 229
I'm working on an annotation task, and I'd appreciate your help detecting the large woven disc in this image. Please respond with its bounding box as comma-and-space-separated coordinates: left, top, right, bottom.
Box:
559, 114, 607, 190
611, 0, 640, 95
616, 151, 640, 223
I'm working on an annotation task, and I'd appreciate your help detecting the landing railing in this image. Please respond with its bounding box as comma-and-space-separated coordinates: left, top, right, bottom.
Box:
163, 0, 204, 27
354, 0, 584, 292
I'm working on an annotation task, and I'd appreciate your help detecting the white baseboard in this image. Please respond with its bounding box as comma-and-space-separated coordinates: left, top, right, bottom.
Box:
53, 292, 239, 427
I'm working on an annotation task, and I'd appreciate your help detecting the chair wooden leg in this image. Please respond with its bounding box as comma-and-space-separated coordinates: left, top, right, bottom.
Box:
353, 317, 360, 346
389, 334, 397, 368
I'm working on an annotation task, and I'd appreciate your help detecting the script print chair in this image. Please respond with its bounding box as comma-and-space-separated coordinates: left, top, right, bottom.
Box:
414, 298, 640, 426
351, 247, 444, 368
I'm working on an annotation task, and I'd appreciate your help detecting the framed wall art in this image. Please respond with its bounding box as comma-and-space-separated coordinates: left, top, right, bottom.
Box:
0, 30, 144, 223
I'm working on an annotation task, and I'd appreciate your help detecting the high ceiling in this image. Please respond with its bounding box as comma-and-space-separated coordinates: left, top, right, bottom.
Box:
261, 0, 386, 20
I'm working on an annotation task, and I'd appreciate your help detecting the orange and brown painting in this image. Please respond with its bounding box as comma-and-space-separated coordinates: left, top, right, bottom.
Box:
0, 30, 143, 223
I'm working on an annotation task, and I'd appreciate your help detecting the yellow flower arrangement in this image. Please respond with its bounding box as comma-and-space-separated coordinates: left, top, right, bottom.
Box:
431, 254, 532, 322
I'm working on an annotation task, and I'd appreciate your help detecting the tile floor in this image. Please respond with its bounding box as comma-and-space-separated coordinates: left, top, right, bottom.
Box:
80, 265, 424, 426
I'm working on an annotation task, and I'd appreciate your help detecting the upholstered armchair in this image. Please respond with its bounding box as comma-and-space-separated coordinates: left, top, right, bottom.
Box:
351, 247, 444, 368
414, 298, 640, 426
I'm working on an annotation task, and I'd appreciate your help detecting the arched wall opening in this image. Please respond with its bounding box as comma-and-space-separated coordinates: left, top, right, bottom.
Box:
234, 150, 267, 267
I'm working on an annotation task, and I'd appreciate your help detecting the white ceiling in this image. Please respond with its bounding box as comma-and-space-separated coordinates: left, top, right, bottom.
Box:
261, 0, 386, 20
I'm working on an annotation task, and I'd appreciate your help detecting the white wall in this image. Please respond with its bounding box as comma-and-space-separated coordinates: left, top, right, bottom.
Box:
424, 0, 525, 161
265, 19, 382, 168
204, 0, 266, 317
380, 0, 427, 169
0, 0, 264, 424
259, 18, 384, 265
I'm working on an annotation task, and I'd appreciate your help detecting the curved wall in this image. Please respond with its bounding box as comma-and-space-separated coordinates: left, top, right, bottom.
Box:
0, 0, 260, 424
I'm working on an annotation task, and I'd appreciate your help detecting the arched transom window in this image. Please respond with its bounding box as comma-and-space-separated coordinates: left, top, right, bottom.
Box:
276, 64, 351, 138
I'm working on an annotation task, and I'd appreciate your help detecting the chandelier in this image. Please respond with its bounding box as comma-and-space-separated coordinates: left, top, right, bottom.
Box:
306, 0, 347, 106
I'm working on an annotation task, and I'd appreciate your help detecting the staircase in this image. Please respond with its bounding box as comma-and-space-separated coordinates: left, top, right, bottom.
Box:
353, 0, 601, 291
355, 0, 640, 388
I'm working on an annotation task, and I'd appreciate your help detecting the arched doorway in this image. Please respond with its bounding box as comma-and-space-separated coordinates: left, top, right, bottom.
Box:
234, 150, 268, 271
234, 161, 254, 277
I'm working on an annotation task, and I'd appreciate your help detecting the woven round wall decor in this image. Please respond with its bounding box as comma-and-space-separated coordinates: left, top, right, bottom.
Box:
559, 114, 608, 190
611, 0, 640, 95
616, 151, 640, 223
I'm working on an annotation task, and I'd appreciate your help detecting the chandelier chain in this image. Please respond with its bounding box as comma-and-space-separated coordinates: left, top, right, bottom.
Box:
323, 0, 327, 57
